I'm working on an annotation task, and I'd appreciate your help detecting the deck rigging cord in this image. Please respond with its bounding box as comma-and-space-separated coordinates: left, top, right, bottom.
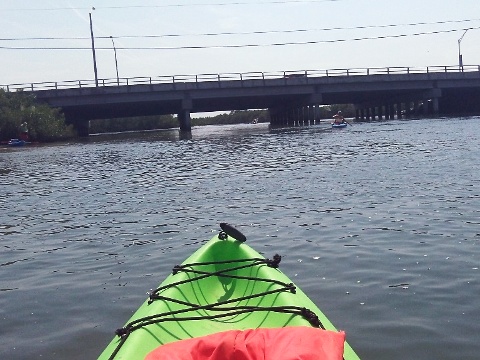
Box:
108, 245, 324, 360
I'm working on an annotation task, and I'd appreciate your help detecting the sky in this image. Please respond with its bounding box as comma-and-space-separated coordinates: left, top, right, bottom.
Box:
1, 0, 480, 86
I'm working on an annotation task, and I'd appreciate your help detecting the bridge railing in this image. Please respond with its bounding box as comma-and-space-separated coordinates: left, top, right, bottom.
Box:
2, 65, 479, 92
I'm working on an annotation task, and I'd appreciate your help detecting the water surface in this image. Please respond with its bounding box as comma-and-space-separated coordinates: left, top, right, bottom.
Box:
1, 118, 479, 359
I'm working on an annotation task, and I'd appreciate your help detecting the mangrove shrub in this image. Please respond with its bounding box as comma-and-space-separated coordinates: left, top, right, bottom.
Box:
0, 89, 76, 142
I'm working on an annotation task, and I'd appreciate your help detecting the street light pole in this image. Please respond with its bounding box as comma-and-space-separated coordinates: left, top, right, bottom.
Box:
458, 29, 469, 72
110, 36, 119, 86
89, 10, 99, 87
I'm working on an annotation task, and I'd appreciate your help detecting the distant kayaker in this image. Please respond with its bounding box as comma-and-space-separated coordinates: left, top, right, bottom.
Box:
333, 111, 345, 124
19, 121, 29, 141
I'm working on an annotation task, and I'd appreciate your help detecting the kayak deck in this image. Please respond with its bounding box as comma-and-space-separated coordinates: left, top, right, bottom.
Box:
98, 228, 360, 360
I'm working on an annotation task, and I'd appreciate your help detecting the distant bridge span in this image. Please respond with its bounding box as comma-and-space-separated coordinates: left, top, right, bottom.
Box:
3, 65, 480, 135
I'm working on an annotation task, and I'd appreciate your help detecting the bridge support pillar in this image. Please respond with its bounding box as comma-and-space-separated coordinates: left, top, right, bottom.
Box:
295, 107, 300, 125
178, 109, 191, 132
432, 97, 439, 115
276, 108, 286, 126
424, 88, 441, 116
281, 110, 286, 126
292, 108, 297, 125
389, 104, 395, 119
423, 99, 429, 116
270, 107, 287, 126
268, 108, 276, 125
377, 106, 383, 120
179, 98, 192, 131
405, 102, 412, 117
285, 109, 291, 126
415, 100, 421, 115
314, 104, 321, 122
311, 105, 315, 124
74, 119, 90, 137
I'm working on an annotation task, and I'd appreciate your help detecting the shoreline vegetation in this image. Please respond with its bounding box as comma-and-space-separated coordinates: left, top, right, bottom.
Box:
0, 90, 76, 143
1, 90, 355, 142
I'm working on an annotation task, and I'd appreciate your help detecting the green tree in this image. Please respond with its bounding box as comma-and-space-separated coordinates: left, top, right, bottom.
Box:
0, 90, 75, 142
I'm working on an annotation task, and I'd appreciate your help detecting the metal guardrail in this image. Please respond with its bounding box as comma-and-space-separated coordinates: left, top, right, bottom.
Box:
2, 65, 479, 92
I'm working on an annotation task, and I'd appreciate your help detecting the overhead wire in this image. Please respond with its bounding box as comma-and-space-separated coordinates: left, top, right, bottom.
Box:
0, 1, 346, 12
113, 18, 480, 39
1, 27, 478, 50
0, 18, 479, 42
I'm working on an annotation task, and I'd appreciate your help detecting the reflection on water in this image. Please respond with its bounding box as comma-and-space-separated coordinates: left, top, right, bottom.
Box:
1, 118, 479, 360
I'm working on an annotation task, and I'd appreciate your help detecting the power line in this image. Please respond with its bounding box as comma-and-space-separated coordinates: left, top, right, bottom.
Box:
1, 18, 479, 42
1, 27, 478, 50
2, 1, 342, 12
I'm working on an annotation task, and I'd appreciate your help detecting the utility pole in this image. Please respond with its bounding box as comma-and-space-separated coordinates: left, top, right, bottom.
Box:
89, 9, 99, 87
110, 36, 119, 85
458, 29, 469, 72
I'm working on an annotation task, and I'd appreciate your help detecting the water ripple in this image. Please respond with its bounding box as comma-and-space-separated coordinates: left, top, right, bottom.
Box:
1, 119, 479, 359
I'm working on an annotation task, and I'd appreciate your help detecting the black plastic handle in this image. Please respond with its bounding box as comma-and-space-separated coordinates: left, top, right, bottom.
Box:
219, 223, 247, 242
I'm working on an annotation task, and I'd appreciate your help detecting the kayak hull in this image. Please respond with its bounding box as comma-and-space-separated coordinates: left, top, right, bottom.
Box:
332, 123, 348, 128
98, 232, 359, 360
7, 139, 27, 146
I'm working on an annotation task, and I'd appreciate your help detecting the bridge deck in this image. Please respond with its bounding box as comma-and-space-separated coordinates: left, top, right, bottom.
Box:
2, 65, 479, 134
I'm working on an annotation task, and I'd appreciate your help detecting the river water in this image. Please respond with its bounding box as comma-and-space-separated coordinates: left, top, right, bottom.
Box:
1, 117, 479, 359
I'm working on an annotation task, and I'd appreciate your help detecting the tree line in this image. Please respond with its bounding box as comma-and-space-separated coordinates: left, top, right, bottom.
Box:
88, 109, 269, 134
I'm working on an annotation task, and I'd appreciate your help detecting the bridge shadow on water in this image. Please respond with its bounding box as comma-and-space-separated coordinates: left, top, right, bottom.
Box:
81, 120, 355, 145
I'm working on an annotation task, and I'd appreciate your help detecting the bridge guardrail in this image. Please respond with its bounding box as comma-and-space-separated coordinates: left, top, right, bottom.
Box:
2, 65, 479, 92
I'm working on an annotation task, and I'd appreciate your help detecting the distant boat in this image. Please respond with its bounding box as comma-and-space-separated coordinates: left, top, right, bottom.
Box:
7, 139, 27, 146
331, 123, 348, 128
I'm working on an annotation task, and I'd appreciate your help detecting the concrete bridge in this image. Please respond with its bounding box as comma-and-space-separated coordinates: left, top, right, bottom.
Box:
3, 65, 480, 136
